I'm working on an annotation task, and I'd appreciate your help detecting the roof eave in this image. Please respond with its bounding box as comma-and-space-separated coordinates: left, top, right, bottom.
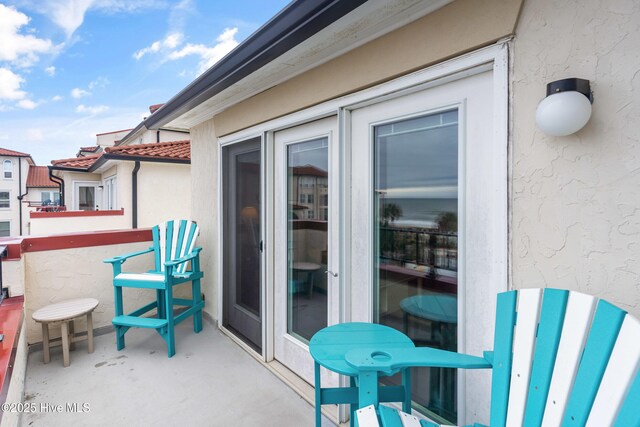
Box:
143, 0, 367, 130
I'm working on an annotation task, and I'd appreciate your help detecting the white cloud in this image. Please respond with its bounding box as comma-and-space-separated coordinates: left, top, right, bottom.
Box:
167, 27, 239, 74
44, 66, 56, 76
35, 0, 167, 38
71, 88, 91, 98
0, 68, 26, 100
88, 76, 109, 89
17, 99, 38, 109
26, 128, 44, 141
0, 4, 55, 67
52, 95, 63, 101
76, 104, 109, 114
133, 32, 184, 60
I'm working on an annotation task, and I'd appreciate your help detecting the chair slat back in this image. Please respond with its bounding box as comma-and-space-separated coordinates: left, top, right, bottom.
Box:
489, 289, 639, 427
152, 219, 199, 274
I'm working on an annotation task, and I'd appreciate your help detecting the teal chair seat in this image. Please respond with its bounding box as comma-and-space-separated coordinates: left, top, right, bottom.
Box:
104, 219, 204, 357
346, 288, 640, 426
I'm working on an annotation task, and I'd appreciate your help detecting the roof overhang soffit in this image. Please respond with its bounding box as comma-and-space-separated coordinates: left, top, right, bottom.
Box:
146, 0, 451, 130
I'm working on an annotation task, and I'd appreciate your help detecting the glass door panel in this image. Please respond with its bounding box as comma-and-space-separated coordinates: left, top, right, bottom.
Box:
273, 116, 339, 387
222, 138, 262, 352
375, 110, 459, 422
287, 137, 329, 343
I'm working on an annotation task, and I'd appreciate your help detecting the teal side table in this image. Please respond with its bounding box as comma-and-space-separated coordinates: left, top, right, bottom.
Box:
309, 322, 415, 426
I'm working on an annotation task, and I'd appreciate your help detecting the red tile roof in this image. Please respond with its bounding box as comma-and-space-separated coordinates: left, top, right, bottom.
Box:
26, 166, 58, 188
105, 140, 190, 161
292, 165, 328, 177
51, 141, 190, 171
0, 148, 31, 157
79, 146, 100, 153
149, 104, 164, 114
51, 154, 101, 169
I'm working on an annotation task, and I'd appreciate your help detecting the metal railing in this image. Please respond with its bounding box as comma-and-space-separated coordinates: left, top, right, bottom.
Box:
379, 226, 457, 272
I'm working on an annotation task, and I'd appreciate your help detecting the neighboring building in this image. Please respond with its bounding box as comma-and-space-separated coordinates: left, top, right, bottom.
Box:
30, 104, 192, 235
75, 1, 638, 425
40, 140, 191, 235
0, 148, 36, 237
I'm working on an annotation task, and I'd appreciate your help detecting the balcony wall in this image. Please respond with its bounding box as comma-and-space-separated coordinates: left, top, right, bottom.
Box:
2, 229, 193, 344
29, 209, 128, 236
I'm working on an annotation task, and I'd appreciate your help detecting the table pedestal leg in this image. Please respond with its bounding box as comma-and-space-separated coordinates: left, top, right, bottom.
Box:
69, 320, 75, 351
87, 312, 94, 353
41, 323, 50, 364
314, 362, 321, 427
61, 321, 70, 367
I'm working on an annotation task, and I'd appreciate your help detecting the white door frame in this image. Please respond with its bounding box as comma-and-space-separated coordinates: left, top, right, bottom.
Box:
72, 181, 100, 210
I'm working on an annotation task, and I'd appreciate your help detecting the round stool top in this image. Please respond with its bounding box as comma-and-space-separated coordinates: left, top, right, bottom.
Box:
32, 298, 99, 322
309, 322, 414, 376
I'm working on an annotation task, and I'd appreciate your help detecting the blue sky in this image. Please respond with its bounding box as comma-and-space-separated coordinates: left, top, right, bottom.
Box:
0, 0, 289, 165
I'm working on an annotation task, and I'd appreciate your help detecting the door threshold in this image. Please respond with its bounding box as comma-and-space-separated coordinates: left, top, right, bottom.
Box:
219, 325, 345, 426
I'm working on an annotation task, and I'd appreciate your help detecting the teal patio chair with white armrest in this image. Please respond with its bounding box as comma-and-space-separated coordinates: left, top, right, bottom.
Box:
104, 219, 204, 358
346, 288, 640, 427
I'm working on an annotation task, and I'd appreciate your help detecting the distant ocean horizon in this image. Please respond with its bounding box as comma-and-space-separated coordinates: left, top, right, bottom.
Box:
381, 197, 457, 228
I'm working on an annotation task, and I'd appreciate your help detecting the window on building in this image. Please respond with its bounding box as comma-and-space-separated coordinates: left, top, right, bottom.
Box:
41, 191, 60, 206
307, 194, 314, 204
3, 160, 12, 179
307, 210, 314, 219
300, 194, 306, 204
0, 221, 9, 237
0, 191, 9, 208
104, 175, 117, 210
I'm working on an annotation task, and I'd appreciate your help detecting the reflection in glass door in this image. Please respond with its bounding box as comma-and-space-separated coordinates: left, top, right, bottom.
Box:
222, 138, 262, 352
375, 110, 459, 423
273, 116, 338, 387
287, 138, 329, 342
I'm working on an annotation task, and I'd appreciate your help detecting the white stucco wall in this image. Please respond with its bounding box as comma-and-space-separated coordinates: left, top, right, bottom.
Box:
136, 162, 191, 228
190, 122, 217, 319
0, 157, 30, 237
29, 213, 129, 236
512, 0, 640, 317
23, 241, 154, 344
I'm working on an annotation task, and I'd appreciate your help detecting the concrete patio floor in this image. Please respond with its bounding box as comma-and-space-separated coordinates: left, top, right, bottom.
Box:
22, 320, 336, 426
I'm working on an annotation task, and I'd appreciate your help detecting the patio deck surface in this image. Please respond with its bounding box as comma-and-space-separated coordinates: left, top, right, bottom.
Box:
22, 320, 336, 426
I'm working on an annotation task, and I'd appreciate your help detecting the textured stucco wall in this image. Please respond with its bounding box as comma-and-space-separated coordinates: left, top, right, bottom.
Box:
23, 241, 152, 344
136, 162, 191, 229
29, 213, 129, 236
22, 240, 191, 345
512, 0, 640, 315
190, 121, 217, 320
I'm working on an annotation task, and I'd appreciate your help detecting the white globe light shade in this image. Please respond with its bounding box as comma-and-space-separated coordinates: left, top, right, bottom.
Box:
535, 91, 592, 136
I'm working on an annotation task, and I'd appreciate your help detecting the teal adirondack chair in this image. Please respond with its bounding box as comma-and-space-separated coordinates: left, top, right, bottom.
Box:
104, 219, 204, 357
346, 288, 640, 426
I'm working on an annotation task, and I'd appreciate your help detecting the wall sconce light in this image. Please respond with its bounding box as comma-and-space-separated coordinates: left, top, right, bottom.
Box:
535, 78, 593, 136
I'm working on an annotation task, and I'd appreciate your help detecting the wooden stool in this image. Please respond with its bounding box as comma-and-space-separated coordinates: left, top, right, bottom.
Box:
32, 298, 99, 367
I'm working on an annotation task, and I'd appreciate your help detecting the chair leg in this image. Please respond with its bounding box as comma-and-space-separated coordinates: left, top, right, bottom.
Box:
350, 376, 357, 427
165, 286, 175, 358
156, 289, 166, 319
192, 279, 203, 333
114, 285, 125, 350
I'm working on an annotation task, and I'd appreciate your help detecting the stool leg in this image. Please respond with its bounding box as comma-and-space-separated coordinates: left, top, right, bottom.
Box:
315, 361, 322, 427
68, 320, 76, 351
41, 323, 50, 364
61, 321, 70, 367
87, 312, 94, 353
